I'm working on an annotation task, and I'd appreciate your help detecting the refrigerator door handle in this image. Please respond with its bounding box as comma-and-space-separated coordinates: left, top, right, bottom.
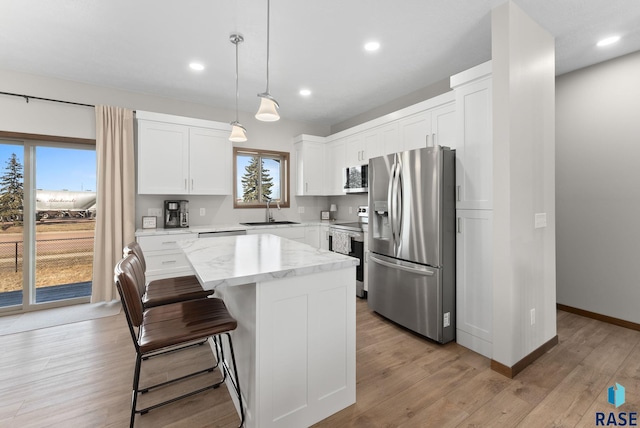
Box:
388, 159, 397, 247
395, 158, 403, 244
370, 254, 435, 276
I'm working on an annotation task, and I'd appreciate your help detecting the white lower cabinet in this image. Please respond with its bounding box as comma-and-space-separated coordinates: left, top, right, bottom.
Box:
456, 209, 493, 358
247, 226, 320, 248
136, 232, 198, 281
319, 224, 330, 251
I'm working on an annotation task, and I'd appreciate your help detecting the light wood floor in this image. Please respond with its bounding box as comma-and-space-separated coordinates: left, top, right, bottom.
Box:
1, 299, 639, 427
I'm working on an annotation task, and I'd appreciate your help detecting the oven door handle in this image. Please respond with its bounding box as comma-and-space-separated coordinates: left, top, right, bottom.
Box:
370, 254, 435, 276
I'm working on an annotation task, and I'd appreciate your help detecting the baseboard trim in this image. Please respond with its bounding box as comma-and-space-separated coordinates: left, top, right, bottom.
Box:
490, 335, 559, 379
557, 304, 640, 332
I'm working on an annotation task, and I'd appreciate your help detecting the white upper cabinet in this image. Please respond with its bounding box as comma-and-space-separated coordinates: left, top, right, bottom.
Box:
451, 62, 493, 209
295, 137, 325, 196
137, 111, 232, 195
137, 120, 190, 195
431, 103, 457, 149
345, 134, 365, 166
399, 110, 432, 152
325, 138, 346, 195
188, 127, 232, 195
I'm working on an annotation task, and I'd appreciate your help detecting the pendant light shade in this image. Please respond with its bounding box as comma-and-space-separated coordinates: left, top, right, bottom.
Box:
255, 0, 280, 122
229, 121, 247, 142
256, 93, 280, 122
229, 34, 247, 142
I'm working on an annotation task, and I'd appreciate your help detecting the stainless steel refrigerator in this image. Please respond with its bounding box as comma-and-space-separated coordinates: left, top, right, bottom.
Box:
368, 146, 455, 343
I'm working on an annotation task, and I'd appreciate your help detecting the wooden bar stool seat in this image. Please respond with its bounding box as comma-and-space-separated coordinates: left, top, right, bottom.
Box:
124, 241, 213, 308
115, 254, 245, 428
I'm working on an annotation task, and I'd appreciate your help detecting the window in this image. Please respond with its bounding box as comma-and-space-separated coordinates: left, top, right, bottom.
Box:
233, 147, 289, 208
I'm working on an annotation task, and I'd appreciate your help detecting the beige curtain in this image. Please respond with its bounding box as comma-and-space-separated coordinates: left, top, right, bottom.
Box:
91, 105, 135, 303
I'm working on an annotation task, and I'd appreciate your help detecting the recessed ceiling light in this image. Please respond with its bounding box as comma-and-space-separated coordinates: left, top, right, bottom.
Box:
299, 89, 311, 96
597, 36, 621, 47
189, 62, 205, 71
364, 41, 380, 52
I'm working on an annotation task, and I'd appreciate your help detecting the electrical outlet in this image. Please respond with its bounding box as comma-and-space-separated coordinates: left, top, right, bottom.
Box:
530, 308, 536, 325
534, 213, 547, 229
298, 206, 305, 214
443, 312, 450, 327
349, 206, 353, 214
148, 208, 162, 217
200, 208, 205, 216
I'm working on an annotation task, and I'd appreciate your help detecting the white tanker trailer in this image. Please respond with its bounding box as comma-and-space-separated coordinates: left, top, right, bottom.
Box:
36, 190, 96, 220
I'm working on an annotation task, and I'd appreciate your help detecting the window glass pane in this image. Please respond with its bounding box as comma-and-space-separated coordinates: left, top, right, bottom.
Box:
263, 157, 281, 200
0, 144, 24, 308
34, 146, 96, 303
237, 153, 260, 203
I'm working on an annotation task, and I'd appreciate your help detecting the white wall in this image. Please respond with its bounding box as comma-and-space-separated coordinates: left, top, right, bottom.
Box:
556, 50, 640, 323
491, 1, 557, 367
0, 68, 331, 227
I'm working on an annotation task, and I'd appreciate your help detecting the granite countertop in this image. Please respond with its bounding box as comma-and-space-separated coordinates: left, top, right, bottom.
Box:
178, 233, 359, 289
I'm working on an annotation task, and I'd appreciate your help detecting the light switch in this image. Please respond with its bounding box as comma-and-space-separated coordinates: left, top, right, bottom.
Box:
298, 206, 305, 214
534, 213, 547, 229
200, 208, 205, 216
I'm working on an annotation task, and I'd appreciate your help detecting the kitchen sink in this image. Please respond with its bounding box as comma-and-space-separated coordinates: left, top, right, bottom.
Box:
240, 221, 300, 226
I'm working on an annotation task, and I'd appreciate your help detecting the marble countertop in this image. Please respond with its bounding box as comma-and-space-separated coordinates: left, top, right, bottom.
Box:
135, 221, 338, 236
178, 233, 359, 289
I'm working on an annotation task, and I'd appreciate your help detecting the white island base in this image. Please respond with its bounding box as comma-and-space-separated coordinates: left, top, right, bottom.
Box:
179, 235, 357, 428
216, 269, 356, 428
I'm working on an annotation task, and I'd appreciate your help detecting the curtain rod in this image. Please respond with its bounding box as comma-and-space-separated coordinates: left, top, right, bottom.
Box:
0, 91, 95, 108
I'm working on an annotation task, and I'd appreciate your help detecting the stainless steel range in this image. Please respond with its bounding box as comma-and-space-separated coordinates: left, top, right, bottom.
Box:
328, 206, 368, 298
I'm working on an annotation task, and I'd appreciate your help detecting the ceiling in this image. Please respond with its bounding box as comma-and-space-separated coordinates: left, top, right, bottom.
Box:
2, 0, 640, 127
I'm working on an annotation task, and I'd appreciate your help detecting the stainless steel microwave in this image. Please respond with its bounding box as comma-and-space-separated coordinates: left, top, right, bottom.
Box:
343, 165, 368, 193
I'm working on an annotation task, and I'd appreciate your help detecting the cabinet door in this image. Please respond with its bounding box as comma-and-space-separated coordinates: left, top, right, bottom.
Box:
399, 111, 432, 152
431, 102, 456, 149
137, 120, 189, 194
189, 127, 232, 195
345, 134, 365, 166
380, 122, 399, 155
455, 77, 492, 209
363, 129, 383, 162
295, 141, 325, 195
325, 139, 345, 195
456, 209, 492, 358
305, 226, 320, 248
319, 225, 330, 250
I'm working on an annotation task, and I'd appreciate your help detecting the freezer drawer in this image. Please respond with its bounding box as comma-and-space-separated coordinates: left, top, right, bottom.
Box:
368, 253, 446, 342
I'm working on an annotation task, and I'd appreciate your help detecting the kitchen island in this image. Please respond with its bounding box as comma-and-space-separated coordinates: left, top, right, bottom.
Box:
179, 234, 358, 428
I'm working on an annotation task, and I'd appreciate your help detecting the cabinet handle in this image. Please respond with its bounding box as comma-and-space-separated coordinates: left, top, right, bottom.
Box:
456, 185, 461, 202
305, 182, 308, 192
184, 179, 187, 190
161, 241, 177, 245
162, 260, 177, 264
432, 133, 436, 146
361, 150, 365, 161
191, 179, 194, 190
457, 218, 462, 234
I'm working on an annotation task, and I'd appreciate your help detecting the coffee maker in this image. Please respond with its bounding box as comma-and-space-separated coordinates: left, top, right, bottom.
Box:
164, 200, 189, 228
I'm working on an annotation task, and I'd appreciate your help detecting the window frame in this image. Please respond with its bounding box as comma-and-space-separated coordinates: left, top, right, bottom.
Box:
233, 147, 290, 209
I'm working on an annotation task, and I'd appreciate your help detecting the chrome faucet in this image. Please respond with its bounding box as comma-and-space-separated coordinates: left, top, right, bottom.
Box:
265, 198, 274, 222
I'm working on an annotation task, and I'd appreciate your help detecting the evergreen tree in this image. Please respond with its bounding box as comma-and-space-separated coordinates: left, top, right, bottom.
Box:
0, 153, 24, 222
241, 156, 274, 202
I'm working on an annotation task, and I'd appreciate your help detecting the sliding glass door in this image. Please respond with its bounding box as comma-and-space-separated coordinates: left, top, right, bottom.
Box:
0, 141, 96, 311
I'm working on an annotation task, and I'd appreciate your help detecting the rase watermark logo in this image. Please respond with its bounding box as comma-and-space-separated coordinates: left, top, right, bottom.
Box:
596, 382, 637, 426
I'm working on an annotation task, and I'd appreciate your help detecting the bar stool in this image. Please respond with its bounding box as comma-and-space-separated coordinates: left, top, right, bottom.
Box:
123, 241, 213, 308
115, 254, 245, 428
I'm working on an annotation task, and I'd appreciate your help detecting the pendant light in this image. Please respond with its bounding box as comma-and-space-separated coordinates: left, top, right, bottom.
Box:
255, 0, 280, 122
229, 34, 247, 142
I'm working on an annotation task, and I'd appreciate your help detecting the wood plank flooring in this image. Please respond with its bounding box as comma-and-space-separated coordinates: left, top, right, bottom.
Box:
1, 299, 639, 427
